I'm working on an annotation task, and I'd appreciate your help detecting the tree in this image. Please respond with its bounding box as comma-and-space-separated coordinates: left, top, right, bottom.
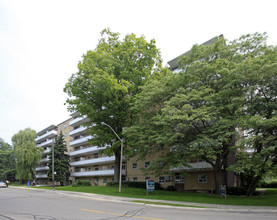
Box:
228, 34, 277, 196
0, 138, 16, 182
12, 128, 41, 182
126, 33, 272, 195
64, 28, 162, 182
48, 132, 70, 186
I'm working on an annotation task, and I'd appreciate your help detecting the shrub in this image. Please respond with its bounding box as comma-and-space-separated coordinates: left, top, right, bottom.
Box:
259, 180, 277, 188
72, 180, 91, 187
166, 185, 177, 191
107, 181, 162, 190
226, 187, 247, 195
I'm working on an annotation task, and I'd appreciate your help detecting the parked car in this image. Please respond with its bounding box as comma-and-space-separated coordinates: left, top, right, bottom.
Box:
0, 181, 7, 188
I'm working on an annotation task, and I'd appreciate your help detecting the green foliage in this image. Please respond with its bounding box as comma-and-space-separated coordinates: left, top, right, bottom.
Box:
126, 32, 277, 196
64, 28, 162, 182
259, 180, 277, 188
72, 180, 91, 187
48, 132, 71, 185
226, 187, 247, 195
12, 128, 41, 181
0, 138, 16, 181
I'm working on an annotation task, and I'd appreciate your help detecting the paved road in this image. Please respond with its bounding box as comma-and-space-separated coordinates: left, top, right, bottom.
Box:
0, 187, 276, 220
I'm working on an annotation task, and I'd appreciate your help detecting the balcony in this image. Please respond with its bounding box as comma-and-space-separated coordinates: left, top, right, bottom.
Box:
70, 156, 115, 167
36, 130, 57, 142
69, 126, 87, 137
171, 162, 213, 172
69, 116, 90, 127
40, 157, 49, 163
71, 170, 114, 177
36, 174, 48, 179
69, 146, 106, 157
36, 166, 49, 171
69, 135, 93, 147
37, 139, 54, 148
42, 148, 51, 155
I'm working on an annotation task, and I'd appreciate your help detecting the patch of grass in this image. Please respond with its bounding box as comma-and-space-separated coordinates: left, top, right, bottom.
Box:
38, 185, 277, 206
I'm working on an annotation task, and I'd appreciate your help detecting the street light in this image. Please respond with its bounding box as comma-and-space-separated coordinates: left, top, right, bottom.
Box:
101, 122, 124, 193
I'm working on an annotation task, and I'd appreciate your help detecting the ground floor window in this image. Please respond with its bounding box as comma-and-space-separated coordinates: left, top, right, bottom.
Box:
103, 178, 107, 184
132, 177, 138, 182
198, 174, 207, 183
158, 176, 165, 184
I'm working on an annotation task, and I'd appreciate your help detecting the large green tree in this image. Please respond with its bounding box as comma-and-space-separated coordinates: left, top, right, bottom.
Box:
12, 128, 41, 182
48, 132, 70, 186
0, 138, 16, 181
126, 33, 273, 195
228, 34, 277, 196
64, 29, 162, 182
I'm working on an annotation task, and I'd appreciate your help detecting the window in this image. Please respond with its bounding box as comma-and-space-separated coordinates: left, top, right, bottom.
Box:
64, 132, 67, 137
103, 178, 107, 184
94, 165, 99, 171
198, 174, 207, 183
94, 153, 98, 158
159, 176, 165, 184
132, 163, 137, 169
144, 161, 150, 168
122, 162, 126, 170
88, 167, 91, 171
111, 165, 114, 170
64, 124, 67, 128
145, 176, 150, 181
132, 177, 138, 182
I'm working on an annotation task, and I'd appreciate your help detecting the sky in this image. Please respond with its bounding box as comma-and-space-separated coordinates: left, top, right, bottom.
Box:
1, 0, 277, 144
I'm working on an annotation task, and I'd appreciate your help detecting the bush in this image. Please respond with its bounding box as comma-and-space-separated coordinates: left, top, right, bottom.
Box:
259, 180, 277, 188
166, 185, 177, 191
107, 181, 163, 190
226, 187, 247, 195
72, 180, 91, 187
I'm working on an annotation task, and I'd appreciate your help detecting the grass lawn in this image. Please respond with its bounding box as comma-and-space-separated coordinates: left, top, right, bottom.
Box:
37, 185, 277, 207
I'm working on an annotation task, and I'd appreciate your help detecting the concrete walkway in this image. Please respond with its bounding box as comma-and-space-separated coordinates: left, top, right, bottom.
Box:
10, 186, 277, 213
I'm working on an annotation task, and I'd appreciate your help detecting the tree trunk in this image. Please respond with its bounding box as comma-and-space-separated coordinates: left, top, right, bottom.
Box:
113, 148, 120, 183
246, 176, 261, 196
213, 168, 222, 195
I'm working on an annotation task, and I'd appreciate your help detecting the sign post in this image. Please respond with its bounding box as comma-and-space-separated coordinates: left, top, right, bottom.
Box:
146, 180, 155, 195
220, 185, 227, 199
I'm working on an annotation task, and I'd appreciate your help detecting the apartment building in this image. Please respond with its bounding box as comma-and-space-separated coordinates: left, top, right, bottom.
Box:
68, 112, 125, 185
35, 119, 73, 185
35, 125, 57, 185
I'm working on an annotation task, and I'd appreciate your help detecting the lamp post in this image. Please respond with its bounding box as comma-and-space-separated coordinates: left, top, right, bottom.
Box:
51, 141, 55, 191
101, 122, 123, 193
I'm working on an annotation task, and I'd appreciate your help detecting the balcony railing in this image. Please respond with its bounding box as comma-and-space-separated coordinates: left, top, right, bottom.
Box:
36, 174, 48, 178
69, 146, 106, 157
71, 169, 114, 177
42, 148, 51, 155
69, 135, 93, 147
170, 162, 213, 172
69, 126, 87, 137
37, 139, 54, 148
70, 156, 115, 167
40, 157, 49, 163
36, 130, 57, 142
69, 116, 90, 127
36, 166, 49, 171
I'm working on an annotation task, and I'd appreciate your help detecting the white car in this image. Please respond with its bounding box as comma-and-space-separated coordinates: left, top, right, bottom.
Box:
0, 181, 7, 188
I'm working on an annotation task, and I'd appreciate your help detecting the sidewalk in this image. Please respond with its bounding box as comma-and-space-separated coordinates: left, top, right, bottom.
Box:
10, 186, 277, 213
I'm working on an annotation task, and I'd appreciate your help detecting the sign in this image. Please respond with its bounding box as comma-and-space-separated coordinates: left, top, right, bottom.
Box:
220, 185, 227, 199
146, 180, 155, 194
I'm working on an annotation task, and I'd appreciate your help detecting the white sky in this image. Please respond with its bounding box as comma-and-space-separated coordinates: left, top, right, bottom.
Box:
1, 0, 277, 144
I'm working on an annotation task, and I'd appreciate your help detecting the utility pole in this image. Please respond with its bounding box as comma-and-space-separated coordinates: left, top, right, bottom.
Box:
52, 141, 55, 191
